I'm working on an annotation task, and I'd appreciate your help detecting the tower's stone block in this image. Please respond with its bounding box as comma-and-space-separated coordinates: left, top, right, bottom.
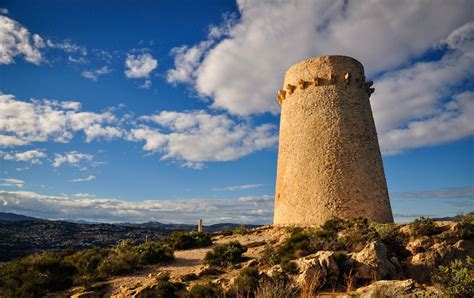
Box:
273, 55, 393, 226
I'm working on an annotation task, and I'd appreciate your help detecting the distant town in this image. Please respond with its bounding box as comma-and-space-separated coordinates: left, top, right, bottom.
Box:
0, 212, 256, 261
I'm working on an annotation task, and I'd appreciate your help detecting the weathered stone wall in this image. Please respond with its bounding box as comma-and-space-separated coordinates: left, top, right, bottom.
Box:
273, 55, 393, 226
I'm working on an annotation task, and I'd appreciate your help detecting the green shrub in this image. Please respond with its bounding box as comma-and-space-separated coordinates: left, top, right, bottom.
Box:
66, 248, 110, 283
231, 267, 261, 297
321, 217, 347, 233
432, 256, 474, 298
0, 252, 77, 297
97, 249, 139, 276
284, 225, 303, 234
187, 282, 223, 298
0, 239, 177, 296
259, 245, 280, 266
220, 229, 233, 236
204, 241, 247, 267
152, 272, 182, 298
410, 217, 441, 236
135, 241, 174, 265
280, 260, 299, 274
164, 232, 213, 250
278, 229, 311, 260
373, 223, 409, 258
458, 212, 474, 224
233, 225, 249, 235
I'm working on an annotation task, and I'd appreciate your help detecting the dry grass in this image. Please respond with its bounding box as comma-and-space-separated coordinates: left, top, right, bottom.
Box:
256, 279, 297, 298
300, 269, 323, 298
344, 268, 355, 294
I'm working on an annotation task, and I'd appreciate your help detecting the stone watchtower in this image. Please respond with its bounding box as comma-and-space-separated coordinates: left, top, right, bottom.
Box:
273, 55, 393, 226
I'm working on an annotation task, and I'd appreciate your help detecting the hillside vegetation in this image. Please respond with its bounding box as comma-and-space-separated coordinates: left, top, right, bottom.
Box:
0, 214, 473, 297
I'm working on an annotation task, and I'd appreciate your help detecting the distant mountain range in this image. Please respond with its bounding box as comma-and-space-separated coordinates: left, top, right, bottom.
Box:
0, 212, 259, 262
0, 212, 42, 222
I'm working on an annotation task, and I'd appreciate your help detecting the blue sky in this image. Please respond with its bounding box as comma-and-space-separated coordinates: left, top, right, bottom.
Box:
0, 0, 473, 224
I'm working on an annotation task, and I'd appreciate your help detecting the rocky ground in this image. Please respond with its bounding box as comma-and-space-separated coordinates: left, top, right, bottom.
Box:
68, 220, 473, 298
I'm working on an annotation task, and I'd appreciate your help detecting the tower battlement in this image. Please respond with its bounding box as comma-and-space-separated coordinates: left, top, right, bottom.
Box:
273, 55, 393, 226
277, 73, 374, 104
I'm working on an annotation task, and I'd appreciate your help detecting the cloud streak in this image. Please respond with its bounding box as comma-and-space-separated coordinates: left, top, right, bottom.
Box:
0, 178, 25, 188
213, 184, 264, 191
0, 190, 274, 224
69, 175, 96, 182
0, 189, 470, 224
392, 187, 474, 199
81, 66, 112, 81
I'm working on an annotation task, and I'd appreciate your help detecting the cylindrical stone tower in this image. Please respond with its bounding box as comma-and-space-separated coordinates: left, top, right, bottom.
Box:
273, 55, 393, 226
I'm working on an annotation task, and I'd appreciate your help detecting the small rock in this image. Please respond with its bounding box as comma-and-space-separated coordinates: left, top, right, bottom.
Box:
242, 258, 259, 268
179, 273, 198, 282
266, 264, 283, 277
246, 240, 267, 248
195, 265, 225, 277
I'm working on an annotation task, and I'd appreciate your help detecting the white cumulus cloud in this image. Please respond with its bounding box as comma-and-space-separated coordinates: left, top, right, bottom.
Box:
373, 22, 474, 154
52, 151, 94, 168
1, 149, 46, 164
167, 0, 473, 116
0, 93, 121, 146
166, 1, 473, 155
0, 15, 44, 64
129, 110, 278, 168
124, 53, 158, 78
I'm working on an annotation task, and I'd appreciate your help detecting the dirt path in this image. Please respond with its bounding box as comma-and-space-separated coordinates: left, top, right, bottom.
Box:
104, 247, 212, 296
104, 226, 284, 296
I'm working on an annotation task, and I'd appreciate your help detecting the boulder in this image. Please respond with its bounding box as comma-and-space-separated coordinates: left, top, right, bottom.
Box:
353, 279, 442, 297
406, 236, 433, 254
350, 240, 396, 280
407, 242, 457, 282
454, 239, 474, 258
313, 251, 339, 277
293, 256, 326, 289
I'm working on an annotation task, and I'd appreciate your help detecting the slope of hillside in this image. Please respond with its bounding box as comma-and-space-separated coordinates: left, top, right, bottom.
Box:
71, 216, 473, 297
